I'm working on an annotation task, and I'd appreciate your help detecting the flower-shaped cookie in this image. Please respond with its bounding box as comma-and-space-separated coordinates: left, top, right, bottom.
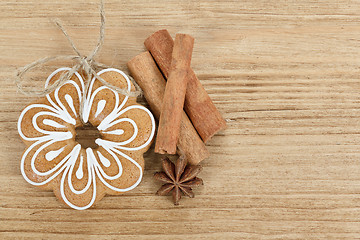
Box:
18, 68, 155, 210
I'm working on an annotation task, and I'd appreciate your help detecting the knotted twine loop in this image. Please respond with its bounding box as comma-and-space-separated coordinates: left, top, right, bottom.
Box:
15, 0, 143, 123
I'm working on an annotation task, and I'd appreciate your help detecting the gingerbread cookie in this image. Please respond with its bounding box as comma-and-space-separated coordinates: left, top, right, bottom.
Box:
18, 68, 155, 210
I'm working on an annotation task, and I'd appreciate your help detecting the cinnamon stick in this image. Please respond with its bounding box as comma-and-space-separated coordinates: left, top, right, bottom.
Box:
144, 29, 227, 143
155, 34, 194, 154
127, 51, 209, 165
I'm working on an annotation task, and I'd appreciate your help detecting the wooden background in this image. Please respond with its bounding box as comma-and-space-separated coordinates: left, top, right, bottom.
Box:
1, 0, 360, 239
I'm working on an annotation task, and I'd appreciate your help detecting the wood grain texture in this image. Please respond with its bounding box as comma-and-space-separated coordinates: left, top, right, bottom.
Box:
1, 0, 360, 239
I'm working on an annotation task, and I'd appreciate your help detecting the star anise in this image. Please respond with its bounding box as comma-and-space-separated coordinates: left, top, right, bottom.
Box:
154, 156, 203, 205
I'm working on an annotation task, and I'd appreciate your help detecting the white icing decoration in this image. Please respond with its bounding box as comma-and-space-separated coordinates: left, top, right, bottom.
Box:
97, 151, 111, 167
95, 99, 106, 118
43, 119, 66, 129
44, 67, 83, 125
68, 147, 92, 195
103, 129, 124, 135
61, 147, 96, 210
65, 94, 77, 117
45, 146, 65, 161
18, 68, 155, 210
76, 155, 84, 179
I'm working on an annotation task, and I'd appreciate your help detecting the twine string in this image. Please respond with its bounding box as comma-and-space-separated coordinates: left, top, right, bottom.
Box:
15, 0, 142, 117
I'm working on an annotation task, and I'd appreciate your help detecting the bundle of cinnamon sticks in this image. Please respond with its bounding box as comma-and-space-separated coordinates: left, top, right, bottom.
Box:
127, 30, 226, 165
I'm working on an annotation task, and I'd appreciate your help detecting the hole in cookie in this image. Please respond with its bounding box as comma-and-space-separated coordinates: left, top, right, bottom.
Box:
75, 123, 102, 149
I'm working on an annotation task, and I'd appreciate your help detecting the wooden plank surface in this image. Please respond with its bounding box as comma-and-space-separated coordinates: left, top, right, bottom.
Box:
1, 0, 360, 239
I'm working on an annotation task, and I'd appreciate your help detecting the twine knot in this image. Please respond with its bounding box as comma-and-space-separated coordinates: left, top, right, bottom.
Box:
80, 56, 92, 74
